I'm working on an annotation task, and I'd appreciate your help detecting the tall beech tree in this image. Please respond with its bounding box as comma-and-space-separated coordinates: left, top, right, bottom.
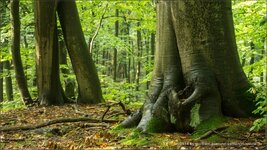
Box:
57, 0, 103, 104
10, 0, 33, 105
35, 0, 65, 105
35, 0, 103, 105
122, 0, 256, 132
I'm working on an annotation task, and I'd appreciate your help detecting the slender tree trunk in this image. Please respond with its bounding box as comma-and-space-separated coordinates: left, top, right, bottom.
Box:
35, 0, 64, 105
248, 42, 255, 78
0, 62, 3, 102
4, 61, 13, 101
57, 0, 103, 104
135, 22, 142, 91
10, 0, 32, 105
59, 40, 75, 99
0, 0, 4, 103
127, 23, 131, 83
150, 33, 155, 61
113, 9, 119, 81
145, 37, 150, 90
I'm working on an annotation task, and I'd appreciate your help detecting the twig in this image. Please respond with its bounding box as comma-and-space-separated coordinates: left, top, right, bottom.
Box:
101, 106, 111, 121
101, 101, 131, 121
0, 117, 118, 132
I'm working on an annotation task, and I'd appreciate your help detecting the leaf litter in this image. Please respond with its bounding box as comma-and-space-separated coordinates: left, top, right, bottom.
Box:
0, 104, 266, 149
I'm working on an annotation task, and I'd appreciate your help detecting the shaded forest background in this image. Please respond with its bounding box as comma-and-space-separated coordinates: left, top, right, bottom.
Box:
0, 0, 266, 131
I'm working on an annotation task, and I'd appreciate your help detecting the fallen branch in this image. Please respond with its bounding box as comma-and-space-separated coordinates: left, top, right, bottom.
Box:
0, 137, 46, 143
195, 126, 229, 140
212, 130, 247, 140
0, 117, 119, 132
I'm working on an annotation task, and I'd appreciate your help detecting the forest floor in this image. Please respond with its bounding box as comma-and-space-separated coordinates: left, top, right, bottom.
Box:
0, 103, 266, 150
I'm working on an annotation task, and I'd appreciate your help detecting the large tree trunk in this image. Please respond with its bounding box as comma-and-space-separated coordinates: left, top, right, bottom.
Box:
10, 0, 33, 105
35, 0, 64, 105
57, 0, 103, 104
122, 0, 255, 133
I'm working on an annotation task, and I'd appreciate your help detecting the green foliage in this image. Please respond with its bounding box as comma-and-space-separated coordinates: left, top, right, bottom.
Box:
233, 0, 266, 133
101, 75, 145, 102
250, 86, 267, 131
0, 99, 26, 112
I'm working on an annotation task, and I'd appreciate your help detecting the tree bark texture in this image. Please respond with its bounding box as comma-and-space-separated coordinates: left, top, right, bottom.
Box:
35, 0, 64, 105
57, 0, 103, 104
10, 0, 33, 105
122, 0, 255, 133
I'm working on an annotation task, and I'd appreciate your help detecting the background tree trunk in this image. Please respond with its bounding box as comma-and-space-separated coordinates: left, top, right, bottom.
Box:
0, 62, 3, 102
35, 0, 64, 105
135, 22, 142, 92
58, 40, 75, 99
113, 9, 119, 82
10, 0, 32, 105
4, 61, 13, 101
57, 0, 103, 104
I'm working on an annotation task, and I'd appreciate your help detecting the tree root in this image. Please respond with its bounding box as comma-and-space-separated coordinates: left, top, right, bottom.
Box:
0, 117, 119, 132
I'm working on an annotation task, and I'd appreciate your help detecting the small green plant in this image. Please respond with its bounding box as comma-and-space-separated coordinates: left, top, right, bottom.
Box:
250, 85, 267, 131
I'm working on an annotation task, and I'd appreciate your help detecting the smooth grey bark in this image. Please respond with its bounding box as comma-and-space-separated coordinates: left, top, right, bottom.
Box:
122, 0, 255, 133
35, 0, 64, 105
10, 0, 33, 105
57, 0, 103, 104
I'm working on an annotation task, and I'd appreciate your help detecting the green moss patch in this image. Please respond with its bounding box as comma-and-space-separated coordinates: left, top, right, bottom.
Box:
191, 116, 227, 139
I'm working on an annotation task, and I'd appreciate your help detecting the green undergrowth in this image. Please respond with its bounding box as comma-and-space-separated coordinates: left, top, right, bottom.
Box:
0, 99, 26, 112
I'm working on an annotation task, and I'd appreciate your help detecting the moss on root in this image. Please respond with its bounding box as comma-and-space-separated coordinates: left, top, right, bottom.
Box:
145, 117, 174, 133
